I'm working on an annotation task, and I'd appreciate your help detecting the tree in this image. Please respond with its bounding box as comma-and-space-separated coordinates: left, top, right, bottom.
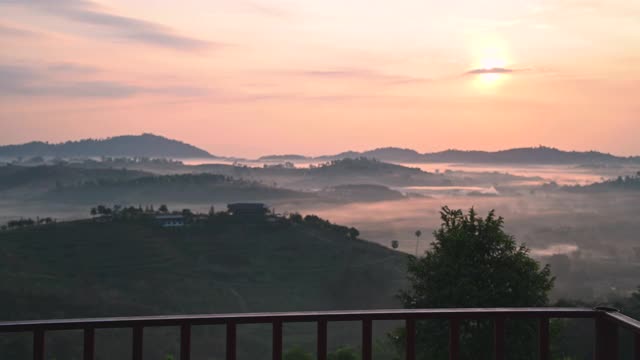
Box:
328, 347, 359, 360
397, 207, 554, 359
414, 230, 422, 256
283, 346, 313, 360
158, 204, 169, 214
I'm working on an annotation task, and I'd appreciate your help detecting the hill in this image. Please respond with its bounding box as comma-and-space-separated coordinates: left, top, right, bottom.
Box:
424, 146, 625, 164
0, 133, 214, 159
318, 184, 407, 202
44, 173, 310, 204
317, 147, 424, 163
563, 174, 640, 193
309, 146, 638, 164
0, 164, 149, 199
0, 214, 407, 359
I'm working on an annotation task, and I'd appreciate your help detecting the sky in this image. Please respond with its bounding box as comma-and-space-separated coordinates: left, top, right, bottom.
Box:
0, 0, 639, 157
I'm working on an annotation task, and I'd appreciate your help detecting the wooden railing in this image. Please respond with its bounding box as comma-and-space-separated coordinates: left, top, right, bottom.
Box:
1, 307, 639, 360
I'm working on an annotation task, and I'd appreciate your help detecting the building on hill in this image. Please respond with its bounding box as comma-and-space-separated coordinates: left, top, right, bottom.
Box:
227, 203, 269, 216
155, 214, 185, 227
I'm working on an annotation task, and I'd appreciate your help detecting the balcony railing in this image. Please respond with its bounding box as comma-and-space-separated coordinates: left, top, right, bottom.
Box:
1, 307, 639, 360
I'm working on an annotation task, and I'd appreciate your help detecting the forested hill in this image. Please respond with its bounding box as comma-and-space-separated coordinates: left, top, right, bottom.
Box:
423, 147, 627, 164
276, 146, 637, 164
0, 214, 406, 358
0, 133, 214, 159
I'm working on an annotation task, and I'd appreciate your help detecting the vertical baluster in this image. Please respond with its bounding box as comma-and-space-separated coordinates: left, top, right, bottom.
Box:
132, 326, 143, 360
84, 327, 95, 360
317, 320, 327, 360
494, 318, 505, 360
538, 318, 550, 360
449, 319, 460, 360
634, 331, 640, 360
180, 324, 191, 360
272, 320, 282, 360
362, 319, 372, 360
405, 318, 416, 360
226, 322, 236, 360
594, 316, 618, 360
33, 329, 45, 360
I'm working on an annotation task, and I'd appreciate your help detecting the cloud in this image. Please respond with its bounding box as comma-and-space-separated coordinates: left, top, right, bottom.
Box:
299, 68, 431, 85
0, 63, 209, 98
0, 0, 217, 51
0, 23, 39, 37
465, 67, 517, 75
47, 62, 100, 74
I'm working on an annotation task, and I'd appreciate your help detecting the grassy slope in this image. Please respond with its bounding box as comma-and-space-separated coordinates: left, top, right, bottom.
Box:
0, 216, 407, 359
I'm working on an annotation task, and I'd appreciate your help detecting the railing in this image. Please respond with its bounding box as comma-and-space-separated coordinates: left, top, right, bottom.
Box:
1, 307, 639, 360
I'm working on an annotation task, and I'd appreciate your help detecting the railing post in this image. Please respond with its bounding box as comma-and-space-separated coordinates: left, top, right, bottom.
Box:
362, 318, 372, 360
83, 327, 95, 360
449, 319, 459, 360
33, 329, 44, 360
272, 320, 282, 360
406, 318, 415, 360
594, 315, 618, 360
226, 322, 237, 360
634, 331, 640, 360
494, 318, 505, 360
538, 318, 550, 360
317, 319, 327, 360
180, 323, 191, 360
132, 326, 143, 360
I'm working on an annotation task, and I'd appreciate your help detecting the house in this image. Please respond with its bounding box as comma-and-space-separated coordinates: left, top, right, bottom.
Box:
155, 214, 185, 227
227, 203, 269, 216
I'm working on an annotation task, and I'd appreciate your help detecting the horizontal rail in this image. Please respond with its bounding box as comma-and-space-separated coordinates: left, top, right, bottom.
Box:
2, 308, 638, 360
0, 308, 597, 332
602, 311, 640, 333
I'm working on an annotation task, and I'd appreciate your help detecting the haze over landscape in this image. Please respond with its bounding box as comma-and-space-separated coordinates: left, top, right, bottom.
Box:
1, 0, 640, 157
1, 1, 640, 359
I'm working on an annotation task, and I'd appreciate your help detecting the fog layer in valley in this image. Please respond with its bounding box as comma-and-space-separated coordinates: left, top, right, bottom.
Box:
1, 156, 639, 302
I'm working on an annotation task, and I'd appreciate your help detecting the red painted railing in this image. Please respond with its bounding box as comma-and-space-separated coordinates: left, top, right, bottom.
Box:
1, 307, 639, 360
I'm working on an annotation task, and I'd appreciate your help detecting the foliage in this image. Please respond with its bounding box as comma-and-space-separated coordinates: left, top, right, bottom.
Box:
397, 207, 555, 359
283, 346, 313, 360
2, 217, 54, 230
328, 346, 359, 360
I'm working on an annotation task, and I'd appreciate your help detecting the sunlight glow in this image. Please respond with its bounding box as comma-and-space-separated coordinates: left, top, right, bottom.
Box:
471, 36, 511, 90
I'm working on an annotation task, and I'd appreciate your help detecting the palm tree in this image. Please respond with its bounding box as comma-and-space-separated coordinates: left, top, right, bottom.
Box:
414, 230, 422, 256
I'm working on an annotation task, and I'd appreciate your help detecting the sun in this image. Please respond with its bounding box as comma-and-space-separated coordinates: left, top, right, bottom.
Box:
471, 36, 511, 89
479, 56, 507, 70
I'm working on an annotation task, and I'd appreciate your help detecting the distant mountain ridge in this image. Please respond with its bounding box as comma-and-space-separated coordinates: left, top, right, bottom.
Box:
0, 134, 214, 159
3, 133, 638, 164
264, 146, 639, 164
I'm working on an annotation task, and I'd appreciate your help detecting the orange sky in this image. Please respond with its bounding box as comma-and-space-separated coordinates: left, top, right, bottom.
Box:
0, 0, 639, 157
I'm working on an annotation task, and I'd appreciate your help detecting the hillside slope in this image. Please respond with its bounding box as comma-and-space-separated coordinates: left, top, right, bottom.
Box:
0, 133, 214, 159
0, 215, 407, 358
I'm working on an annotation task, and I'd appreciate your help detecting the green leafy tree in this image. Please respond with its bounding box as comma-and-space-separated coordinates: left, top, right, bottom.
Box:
328, 346, 359, 360
397, 207, 554, 359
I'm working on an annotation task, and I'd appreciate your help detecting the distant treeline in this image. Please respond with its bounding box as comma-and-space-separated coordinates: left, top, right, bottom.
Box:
564, 173, 640, 192
264, 146, 640, 164
0, 217, 55, 231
